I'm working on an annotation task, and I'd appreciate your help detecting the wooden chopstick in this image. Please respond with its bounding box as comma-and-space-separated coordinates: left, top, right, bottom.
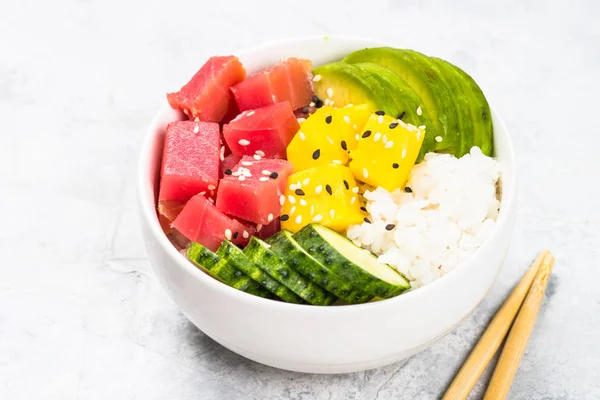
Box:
442, 250, 551, 400
483, 253, 555, 400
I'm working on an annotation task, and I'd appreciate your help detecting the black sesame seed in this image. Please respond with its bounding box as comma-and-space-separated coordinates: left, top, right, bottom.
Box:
280, 214, 290, 221
364, 217, 372, 224
341, 140, 347, 151
397, 111, 406, 120
392, 163, 399, 169
389, 122, 399, 129
325, 115, 332, 124
269, 172, 279, 179
295, 189, 305, 196
362, 130, 372, 138
385, 224, 395, 231
224, 169, 232, 175
233, 231, 239, 239
312, 95, 320, 103
375, 110, 385, 116
315, 99, 324, 108
301, 106, 309, 114
360, 206, 367, 212
325, 185, 333, 195
343, 180, 349, 190
312, 149, 320, 160
404, 186, 413, 193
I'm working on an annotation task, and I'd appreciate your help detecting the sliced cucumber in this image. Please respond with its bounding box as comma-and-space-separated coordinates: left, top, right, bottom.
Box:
244, 237, 337, 306
267, 231, 373, 304
217, 241, 304, 304
293, 224, 410, 298
187, 242, 272, 299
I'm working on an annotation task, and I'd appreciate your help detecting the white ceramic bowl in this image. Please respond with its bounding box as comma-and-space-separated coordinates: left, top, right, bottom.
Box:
138, 36, 517, 374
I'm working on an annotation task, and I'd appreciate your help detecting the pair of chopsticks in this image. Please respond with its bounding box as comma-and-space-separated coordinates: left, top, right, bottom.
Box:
443, 250, 555, 400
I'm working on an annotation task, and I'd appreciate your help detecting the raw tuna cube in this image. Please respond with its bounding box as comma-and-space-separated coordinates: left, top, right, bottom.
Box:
167, 56, 246, 122
223, 102, 299, 158
231, 58, 314, 112
216, 156, 293, 225
159, 121, 220, 203
172, 194, 256, 251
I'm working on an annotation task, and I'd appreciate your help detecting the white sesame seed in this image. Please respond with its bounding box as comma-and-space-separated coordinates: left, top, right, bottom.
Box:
255, 150, 265, 157
330, 209, 335, 218
309, 102, 315, 107
312, 214, 323, 222
345, 103, 354, 108
220, 146, 225, 161
363, 168, 369, 178
326, 88, 333, 98
385, 141, 394, 148
268, 213, 274, 222
302, 178, 310, 185
416, 106, 422, 116
352, 187, 359, 194
290, 206, 296, 215
297, 117, 306, 123
238, 175, 246, 181
382, 134, 388, 144
208, 184, 216, 190
435, 136, 443, 143
353, 124, 358, 129
326, 136, 334, 144
246, 111, 255, 117
224, 229, 232, 240
256, 224, 262, 232
329, 101, 335, 106
193, 125, 199, 134
378, 115, 384, 124
296, 181, 302, 188
324, 99, 330, 106
295, 215, 303, 224
288, 195, 296, 204
299, 199, 307, 206
418, 125, 426, 130
312, 74, 322, 82
241, 161, 253, 166
232, 171, 242, 177
343, 116, 351, 124
242, 230, 249, 239
271, 94, 277, 102
350, 196, 357, 205
208, 197, 214, 204
315, 185, 323, 194
417, 131, 422, 141
332, 160, 342, 165
299, 131, 306, 141
402, 149, 407, 158
238, 139, 250, 146
194, 117, 199, 122
289, 183, 298, 191
373, 132, 382, 142
279, 195, 285, 206
259, 177, 269, 182
183, 109, 189, 116
355, 133, 359, 141
262, 170, 270, 175
253, 154, 262, 160
199, 191, 206, 196
310, 205, 315, 215
243, 171, 252, 177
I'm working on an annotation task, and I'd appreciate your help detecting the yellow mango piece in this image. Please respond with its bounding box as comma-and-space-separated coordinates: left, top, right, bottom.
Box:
287, 105, 370, 172
349, 114, 425, 191
281, 164, 364, 233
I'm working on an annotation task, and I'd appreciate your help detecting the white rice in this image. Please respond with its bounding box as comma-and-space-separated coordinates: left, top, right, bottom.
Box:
347, 147, 501, 289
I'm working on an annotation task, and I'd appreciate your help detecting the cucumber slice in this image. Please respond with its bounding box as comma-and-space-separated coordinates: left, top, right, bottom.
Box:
267, 231, 373, 304
217, 241, 304, 304
187, 242, 272, 299
244, 237, 337, 306
294, 225, 410, 298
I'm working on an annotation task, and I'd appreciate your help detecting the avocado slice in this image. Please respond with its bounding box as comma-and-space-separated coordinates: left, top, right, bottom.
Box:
352, 62, 437, 159
312, 62, 397, 115
435, 59, 494, 156
343, 47, 460, 154
429, 57, 475, 157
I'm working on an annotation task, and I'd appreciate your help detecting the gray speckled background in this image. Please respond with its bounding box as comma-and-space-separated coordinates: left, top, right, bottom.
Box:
2, 0, 599, 398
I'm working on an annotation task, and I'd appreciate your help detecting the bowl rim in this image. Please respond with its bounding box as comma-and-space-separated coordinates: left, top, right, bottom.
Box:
137, 34, 517, 313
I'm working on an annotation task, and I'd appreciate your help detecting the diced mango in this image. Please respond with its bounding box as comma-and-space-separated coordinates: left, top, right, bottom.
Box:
280, 164, 364, 233
349, 114, 425, 191
287, 105, 370, 172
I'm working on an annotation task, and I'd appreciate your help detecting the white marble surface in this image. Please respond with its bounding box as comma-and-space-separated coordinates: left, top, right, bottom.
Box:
2, 0, 599, 398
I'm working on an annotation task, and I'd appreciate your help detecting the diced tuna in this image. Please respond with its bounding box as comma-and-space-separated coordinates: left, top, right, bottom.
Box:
167, 56, 246, 122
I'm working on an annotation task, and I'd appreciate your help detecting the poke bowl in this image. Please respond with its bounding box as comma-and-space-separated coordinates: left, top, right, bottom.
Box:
138, 35, 517, 374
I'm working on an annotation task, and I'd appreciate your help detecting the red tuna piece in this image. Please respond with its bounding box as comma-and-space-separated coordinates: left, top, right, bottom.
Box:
167, 56, 246, 122
172, 194, 256, 251
231, 58, 313, 112
216, 156, 293, 225
223, 102, 299, 158
159, 121, 220, 203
